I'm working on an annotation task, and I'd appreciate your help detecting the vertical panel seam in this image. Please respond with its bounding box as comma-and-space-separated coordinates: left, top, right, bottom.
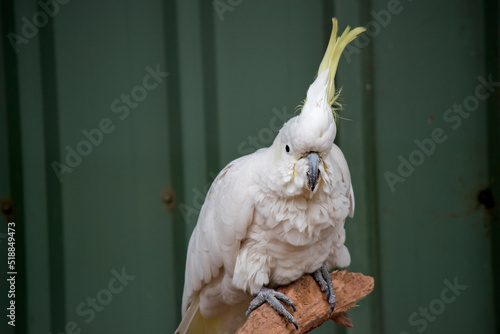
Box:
360, 0, 384, 333
163, 0, 186, 322
484, 0, 500, 331
38, 11, 65, 334
199, 0, 221, 178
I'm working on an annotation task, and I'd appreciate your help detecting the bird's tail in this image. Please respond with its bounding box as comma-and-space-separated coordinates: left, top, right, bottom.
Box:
175, 296, 218, 334
317, 18, 365, 116
174, 296, 249, 334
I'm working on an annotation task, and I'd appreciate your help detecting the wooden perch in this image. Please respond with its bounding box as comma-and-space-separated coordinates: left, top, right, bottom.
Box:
236, 270, 374, 334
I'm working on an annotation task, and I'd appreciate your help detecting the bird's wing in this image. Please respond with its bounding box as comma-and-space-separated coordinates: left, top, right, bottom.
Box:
182, 152, 259, 313
330, 143, 355, 217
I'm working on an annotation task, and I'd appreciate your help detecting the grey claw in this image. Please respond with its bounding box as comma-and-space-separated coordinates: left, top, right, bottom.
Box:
273, 291, 296, 312
313, 263, 336, 313
313, 269, 329, 297
246, 287, 298, 329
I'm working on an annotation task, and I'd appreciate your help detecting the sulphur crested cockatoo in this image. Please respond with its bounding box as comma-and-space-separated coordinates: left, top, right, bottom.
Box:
175, 19, 365, 334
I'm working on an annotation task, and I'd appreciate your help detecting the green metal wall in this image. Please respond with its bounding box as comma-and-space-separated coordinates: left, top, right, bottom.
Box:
1, 0, 498, 333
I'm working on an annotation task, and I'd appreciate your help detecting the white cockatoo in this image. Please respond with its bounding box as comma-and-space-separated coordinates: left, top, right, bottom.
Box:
175, 19, 365, 334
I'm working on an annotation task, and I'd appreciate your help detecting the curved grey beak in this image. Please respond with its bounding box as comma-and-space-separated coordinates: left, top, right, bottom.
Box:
304, 151, 320, 191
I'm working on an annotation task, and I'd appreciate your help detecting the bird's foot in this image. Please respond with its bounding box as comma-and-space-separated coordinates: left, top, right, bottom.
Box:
245, 287, 298, 329
313, 263, 336, 313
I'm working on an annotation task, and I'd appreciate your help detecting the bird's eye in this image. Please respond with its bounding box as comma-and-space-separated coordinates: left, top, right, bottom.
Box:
285, 145, 290, 153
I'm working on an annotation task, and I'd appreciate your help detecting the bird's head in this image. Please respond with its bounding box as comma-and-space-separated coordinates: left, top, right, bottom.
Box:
273, 70, 334, 194
264, 19, 365, 197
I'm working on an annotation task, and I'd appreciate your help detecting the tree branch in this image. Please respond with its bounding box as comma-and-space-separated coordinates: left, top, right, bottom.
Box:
236, 270, 374, 334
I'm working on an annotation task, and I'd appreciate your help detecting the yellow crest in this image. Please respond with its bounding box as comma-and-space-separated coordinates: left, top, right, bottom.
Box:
302, 18, 365, 120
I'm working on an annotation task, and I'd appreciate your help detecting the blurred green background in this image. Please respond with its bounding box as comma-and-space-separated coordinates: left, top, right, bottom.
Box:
1, 0, 499, 333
